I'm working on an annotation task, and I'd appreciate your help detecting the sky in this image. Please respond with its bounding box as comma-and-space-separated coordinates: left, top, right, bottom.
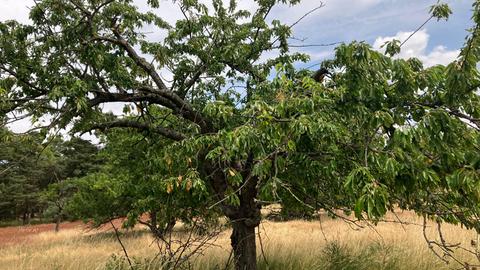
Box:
0, 0, 475, 136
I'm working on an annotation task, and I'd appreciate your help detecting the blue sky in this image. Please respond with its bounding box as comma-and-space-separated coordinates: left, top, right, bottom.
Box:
0, 1, 473, 48
0, 0, 474, 134
276, 0, 473, 68
0, 0, 472, 66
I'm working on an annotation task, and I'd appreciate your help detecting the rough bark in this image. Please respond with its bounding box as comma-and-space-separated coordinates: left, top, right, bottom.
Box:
229, 174, 261, 270
231, 220, 257, 270
203, 153, 261, 270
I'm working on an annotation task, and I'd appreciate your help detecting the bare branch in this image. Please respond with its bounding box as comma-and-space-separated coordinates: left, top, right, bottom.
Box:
286, 42, 342, 48
289, 2, 325, 29
400, 15, 434, 48
88, 91, 212, 133
110, 221, 134, 270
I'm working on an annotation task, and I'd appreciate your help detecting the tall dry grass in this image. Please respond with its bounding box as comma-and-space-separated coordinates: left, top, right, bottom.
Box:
0, 211, 478, 270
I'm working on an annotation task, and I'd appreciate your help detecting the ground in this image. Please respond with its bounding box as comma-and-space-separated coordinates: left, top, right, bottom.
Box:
0, 211, 478, 270
0, 221, 82, 247
0, 218, 128, 248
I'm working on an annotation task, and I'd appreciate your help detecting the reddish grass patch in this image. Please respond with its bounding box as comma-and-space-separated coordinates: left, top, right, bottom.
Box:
0, 221, 84, 248
0, 217, 144, 248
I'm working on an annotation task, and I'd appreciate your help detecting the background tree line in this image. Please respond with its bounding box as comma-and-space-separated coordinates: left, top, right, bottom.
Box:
0, 123, 102, 227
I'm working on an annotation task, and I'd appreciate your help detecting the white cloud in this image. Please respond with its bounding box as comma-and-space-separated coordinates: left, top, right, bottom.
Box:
421, 45, 459, 67
0, 0, 34, 24
307, 50, 334, 61
6, 116, 32, 133
373, 29, 459, 67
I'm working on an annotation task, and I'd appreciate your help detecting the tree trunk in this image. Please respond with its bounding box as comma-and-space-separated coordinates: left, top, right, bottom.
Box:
204, 155, 260, 270
55, 215, 61, 232
229, 172, 261, 270
231, 221, 257, 270
148, 211, 176, 238
22, 212, 27, 225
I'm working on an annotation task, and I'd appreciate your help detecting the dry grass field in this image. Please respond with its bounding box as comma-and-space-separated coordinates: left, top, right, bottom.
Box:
0, 211, 479, 270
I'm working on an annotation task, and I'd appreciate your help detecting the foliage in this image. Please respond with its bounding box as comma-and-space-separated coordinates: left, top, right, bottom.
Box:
430, 2, 452, 21
0, 125, 100, 224
67, 128, 218, 237
41, 137, 102, 227
0, 128, 60, 223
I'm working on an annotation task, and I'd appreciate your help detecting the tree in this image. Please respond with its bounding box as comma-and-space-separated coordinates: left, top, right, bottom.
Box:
0, 120, 101, 227
41, 137, 101, 231
42, 179, 77, 231
1, 1, 479, 269
67, 128, 216, 238
55, 137, 103, 178
0, 129, 60, 224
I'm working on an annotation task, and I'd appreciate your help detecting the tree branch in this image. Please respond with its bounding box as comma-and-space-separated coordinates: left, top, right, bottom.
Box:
89, 90, 212, 133
109, 28, 169, 92
88, 119, 186, 141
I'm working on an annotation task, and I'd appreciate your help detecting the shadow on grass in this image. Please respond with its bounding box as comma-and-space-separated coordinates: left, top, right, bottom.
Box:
103, 240, 436, 270
80, 228, 152, 244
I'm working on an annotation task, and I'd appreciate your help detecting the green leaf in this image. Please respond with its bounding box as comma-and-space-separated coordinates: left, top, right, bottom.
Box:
430, 2, 452, 21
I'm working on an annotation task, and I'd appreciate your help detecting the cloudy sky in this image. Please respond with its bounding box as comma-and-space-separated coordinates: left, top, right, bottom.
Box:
0, 0, 474, 134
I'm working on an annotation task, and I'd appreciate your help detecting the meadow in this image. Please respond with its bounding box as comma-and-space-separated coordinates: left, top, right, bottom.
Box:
0, 211, 478, 270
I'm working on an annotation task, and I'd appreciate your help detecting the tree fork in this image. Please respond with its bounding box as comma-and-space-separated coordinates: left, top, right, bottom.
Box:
204, 153, 262, 270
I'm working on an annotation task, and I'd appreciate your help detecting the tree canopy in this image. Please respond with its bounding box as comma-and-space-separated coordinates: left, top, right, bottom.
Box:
0, 128, 58, 223
0, 125, 100, 225
1, 0, 480, 269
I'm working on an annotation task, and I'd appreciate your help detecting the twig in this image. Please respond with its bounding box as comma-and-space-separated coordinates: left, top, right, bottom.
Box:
400, 15, 433, 48
223, 249, 234, 270
289, 2, 325, 29
460, 24, 480, 70
287, 42, 342, 48
110, 221, 134, 270
257, 225, 269, 267
318, 212, 328, 242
